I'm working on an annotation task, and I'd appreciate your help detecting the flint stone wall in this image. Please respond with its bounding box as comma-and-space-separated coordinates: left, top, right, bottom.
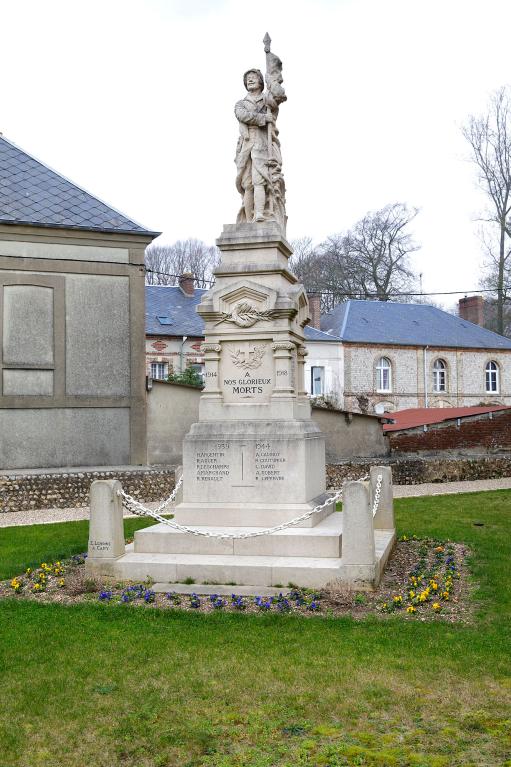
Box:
326, 454, 511, 488
0, 467, 175, 513
2, 455, 511, 512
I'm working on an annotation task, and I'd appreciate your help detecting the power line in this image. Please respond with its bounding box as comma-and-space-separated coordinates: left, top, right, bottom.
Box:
144, 266, 511, 299
144, 267, 215, 286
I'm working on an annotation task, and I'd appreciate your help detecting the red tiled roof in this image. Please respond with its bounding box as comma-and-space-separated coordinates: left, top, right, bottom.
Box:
383, 405, 511, 432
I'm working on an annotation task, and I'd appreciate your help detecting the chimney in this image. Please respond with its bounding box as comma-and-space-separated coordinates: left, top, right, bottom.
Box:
179, 272, 195, 296
458, 295, 484, 326
307, 292, 321, 330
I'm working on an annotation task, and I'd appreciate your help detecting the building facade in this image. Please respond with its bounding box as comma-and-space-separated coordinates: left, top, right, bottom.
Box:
0, 136, 157, 469
320, 299, 511, 413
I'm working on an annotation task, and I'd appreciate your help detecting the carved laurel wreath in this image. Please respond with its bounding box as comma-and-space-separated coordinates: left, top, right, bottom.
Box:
216, 301, 276, 328
230, 344, 267, 369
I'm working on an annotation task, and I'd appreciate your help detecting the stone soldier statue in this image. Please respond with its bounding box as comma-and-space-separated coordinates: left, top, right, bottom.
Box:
235, 34, 287, 232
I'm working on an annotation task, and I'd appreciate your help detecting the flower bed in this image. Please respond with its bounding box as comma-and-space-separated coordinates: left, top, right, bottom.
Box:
0, 538, 470, 620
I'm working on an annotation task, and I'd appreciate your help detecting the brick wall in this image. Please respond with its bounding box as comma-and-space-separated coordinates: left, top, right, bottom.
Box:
389, 409, 511, 454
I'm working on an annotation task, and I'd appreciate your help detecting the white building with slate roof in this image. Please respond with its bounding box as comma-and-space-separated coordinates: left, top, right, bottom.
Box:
146, 285, 511, 415
321, 299, 511, 413
0, 135, 158, 469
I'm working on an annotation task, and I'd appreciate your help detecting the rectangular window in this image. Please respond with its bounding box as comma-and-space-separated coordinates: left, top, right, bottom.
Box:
190, 363, 205, 382
311, 366, 325, 396
150, 362, 168, 380
433, 371, 446, 392
486, 368, 498, 393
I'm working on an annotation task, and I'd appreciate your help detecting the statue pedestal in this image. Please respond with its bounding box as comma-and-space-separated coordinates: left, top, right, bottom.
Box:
175, 222, 334, 534
87, 222, 394, 590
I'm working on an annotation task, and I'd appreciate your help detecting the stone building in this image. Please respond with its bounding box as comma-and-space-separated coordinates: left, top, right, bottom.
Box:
0, 135, 157, 469
320, 299, 511, 413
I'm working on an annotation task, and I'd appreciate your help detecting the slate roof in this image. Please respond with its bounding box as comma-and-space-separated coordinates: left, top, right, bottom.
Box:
383, 405, 511, 432
0, 135, 157, 235
321, 299, 511, 350
146, 285, 207, 337
145, 285, 342, 341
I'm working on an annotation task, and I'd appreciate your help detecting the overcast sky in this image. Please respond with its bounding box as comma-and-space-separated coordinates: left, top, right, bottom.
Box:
3, 0, 511, 306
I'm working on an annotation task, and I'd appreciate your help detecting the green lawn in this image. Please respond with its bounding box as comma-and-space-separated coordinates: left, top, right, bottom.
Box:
0, 491, 510, 767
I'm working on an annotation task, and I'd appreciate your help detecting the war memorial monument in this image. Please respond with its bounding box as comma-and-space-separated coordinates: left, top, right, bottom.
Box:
87, 35, 396, 590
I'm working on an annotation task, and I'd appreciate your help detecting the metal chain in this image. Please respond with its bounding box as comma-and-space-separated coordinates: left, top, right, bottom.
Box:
117, 473, 380, 540
372, 474, 383, 518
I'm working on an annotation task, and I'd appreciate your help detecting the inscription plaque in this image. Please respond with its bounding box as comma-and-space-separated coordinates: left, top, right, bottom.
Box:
221, 341, 273, 403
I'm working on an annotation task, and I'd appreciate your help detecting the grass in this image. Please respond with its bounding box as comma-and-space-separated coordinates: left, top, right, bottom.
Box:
0, 490, 510, 766
0, 517, 157, 581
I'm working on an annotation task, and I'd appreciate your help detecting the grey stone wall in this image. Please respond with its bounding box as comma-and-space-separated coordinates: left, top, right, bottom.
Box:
0, 467, 174, 512
0, 225, 151, 470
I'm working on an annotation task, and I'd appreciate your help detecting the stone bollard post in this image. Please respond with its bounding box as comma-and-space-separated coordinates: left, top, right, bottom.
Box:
341, 480, 376, 587
370, 465, 394, 531
86, 480, 125, 570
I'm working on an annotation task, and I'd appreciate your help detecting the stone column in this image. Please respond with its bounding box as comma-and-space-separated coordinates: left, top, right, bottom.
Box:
341, 480, 376, 587
370, 465, 394, 531
297, 345, 308, 398
271, 341, 295, 397
87, 480, 125, 570
201, 343, 222, 398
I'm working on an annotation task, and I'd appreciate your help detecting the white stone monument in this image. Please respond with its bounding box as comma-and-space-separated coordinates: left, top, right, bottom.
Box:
86, 35, 395, 590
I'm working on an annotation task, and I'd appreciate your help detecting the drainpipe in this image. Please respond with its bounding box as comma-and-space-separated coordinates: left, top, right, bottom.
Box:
423, 346, 429, 408
180, 336, 188, 373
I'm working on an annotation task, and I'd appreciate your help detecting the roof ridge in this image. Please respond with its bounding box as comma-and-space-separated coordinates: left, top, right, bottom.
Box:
0, 134, 155, 233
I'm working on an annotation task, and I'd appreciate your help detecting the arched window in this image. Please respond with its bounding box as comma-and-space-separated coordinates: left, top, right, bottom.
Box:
376, 357, 392, 392
433, 359, 447, 392
485, 361, 499, 393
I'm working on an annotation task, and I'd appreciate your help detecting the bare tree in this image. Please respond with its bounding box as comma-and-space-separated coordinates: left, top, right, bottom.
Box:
342, 203, 420, 301
300, 203, 419, 310
145, 238, 220, 287
463, 87, 511, 334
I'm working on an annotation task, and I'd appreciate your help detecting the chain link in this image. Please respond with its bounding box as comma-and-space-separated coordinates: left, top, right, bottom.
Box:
372, 474, 383, 518
116, 472, 382, 540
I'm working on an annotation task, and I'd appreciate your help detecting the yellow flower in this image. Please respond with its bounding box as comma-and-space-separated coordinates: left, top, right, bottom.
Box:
431, 582, 438, 591
25, 568, 32, 575
33, 583, 41, 591
409, 590, 415, 599
406, 606, 416, 614
442, 591, 450, 600
393, 595, 402, 603
432, 602, 441, 611
382, 603, 388, 609
58, 579, 65, 588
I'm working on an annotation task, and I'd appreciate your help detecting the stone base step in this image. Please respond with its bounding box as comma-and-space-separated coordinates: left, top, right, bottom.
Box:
152, 583, 291, 597
134, 513, 343, 558
173, 496, 335, 528
94, 551, 343, 588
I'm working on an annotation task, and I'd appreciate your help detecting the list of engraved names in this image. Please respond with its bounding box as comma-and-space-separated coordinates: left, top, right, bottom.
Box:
255, 442, 286, 481
196, 443, 230, 482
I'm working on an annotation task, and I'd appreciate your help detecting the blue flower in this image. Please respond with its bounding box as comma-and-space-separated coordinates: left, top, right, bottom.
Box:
144, 590, 155, 603
98, 590, 112, 601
